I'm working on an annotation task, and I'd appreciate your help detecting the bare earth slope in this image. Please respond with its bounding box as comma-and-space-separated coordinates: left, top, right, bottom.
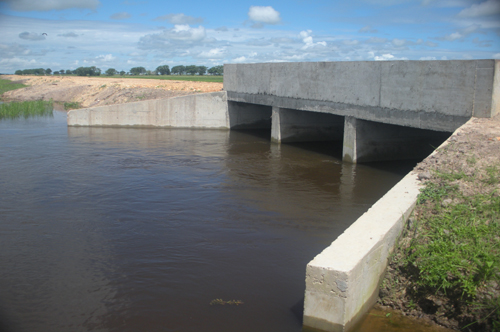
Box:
2, 75, 223, 108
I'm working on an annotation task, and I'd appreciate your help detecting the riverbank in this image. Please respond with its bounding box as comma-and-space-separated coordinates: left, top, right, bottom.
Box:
378, 115, 500, 331
0, 75, 223, 109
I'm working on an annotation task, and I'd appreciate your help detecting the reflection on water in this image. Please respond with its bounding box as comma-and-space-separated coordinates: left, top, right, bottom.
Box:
1, 111, 415, 332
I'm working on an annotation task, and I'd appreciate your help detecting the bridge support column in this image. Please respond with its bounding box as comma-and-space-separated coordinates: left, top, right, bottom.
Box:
271, 107, 344, 143
343, 116, 450, 163
228, 101, 272, 129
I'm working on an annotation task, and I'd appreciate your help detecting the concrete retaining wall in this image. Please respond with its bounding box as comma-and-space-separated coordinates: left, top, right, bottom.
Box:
224, 60, 499, 132
67, 91, 229, 128
302, 119, 470, 332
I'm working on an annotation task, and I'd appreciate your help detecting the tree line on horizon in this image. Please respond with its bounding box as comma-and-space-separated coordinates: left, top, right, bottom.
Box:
14, 65, 224, 77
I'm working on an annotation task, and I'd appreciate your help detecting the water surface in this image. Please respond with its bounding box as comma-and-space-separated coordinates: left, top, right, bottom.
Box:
0, 111, 414, 332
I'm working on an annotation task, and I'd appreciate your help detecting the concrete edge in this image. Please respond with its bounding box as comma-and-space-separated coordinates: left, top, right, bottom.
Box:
302, 118, 473, 332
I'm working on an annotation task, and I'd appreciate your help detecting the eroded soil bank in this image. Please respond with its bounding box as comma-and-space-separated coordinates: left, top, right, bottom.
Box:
1, 75, 223, 108
378, 115, 500, 331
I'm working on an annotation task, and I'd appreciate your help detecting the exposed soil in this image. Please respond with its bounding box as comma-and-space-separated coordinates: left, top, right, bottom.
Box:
378, 114, 500, 331
1, 75, 223, 108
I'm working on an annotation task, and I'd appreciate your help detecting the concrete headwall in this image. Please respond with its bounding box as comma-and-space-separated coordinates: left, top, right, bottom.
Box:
224, 60, 499, 132
67, 91, 229, 128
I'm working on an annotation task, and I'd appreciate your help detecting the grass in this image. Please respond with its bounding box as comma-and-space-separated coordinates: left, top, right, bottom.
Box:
63, 101, 81, 110
402, 165, 500, 330
0, 100, 53, 120
0, 76, 27, 98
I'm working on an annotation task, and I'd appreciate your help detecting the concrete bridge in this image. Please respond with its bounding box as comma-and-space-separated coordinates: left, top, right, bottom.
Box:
68, 60, 499, 332
224, 60, 499, 163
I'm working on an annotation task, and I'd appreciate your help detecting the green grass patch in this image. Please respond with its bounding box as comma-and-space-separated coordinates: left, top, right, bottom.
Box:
0, 100, 53, 120
64, 101, 81, 110
107, 75, 223, 83
0, 77, 27, 97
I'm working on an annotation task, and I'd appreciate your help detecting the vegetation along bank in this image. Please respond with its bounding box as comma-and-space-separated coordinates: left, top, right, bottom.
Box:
378, 115, 500, 332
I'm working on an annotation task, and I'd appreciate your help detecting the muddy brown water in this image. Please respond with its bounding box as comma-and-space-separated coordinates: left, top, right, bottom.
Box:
0, 111, 443, 332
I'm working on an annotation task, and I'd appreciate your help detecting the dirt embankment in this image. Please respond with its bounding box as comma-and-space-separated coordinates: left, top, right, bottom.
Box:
1, 75, 223, 108
378, 114, 500, 331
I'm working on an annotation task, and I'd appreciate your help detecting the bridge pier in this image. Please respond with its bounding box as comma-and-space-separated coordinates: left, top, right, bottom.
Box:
271, 107, 344, 143
342, 117, 450, 163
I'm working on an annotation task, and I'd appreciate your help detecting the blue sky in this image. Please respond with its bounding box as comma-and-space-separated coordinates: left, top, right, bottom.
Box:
0, 0, 499, 73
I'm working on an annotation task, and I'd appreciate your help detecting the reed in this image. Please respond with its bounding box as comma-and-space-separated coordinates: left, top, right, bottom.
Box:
0, 100, 54, 120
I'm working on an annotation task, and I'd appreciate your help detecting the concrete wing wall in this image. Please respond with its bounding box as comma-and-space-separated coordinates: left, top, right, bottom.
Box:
67, 91, 229, 129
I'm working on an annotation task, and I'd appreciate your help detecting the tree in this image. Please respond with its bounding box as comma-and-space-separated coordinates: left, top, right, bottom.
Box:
60, 69, 64, 74
197, 66, 207, 76
156, 65, 170, 75
15, 70, 22, 75
119, 71, 125, 76
45, 68, 52, 75
185, 65, 198, 75
53, 71, 60, 75
74, 66, 101, 76
105, 68, 117, 76
208, 65, 223, 76
66, 69, 72, 75
130, 66, 146, 75
171, 65, 185, 75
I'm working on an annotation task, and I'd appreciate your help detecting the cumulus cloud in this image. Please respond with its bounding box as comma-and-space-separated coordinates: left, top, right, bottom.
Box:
198, 48, 225, 58
2, 0, 100, 11
96, 54, 116, 61
300, 30, 327, 49
368, 52, 408, 61
458, 0, 500, 17
19, 32, 46, 41
392, 38, 407, 46
419, 56, 437, 60
110, 12, 131, 20
58, 32, 79, 38
248, 6, 281, 25
153, 13, 204, 24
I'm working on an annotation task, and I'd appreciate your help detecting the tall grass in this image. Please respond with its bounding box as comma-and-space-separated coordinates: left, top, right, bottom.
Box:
0, 100, 54, 120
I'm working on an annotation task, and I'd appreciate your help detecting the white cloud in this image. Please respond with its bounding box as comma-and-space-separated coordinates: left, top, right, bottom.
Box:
96, 54, 116, 61
19, 32, 46, 41
153, 13, 204, 24
233, 56, 247, 63
375, 53, 395, 60
2, 0, 100, 11
299, 30, 327, 49
458, 0, 500, 17
248, 6, 281, 25
420, 56, 437, 60
493, 53, 500, 59
198, 48, 225, 58
110, 12, 131, 20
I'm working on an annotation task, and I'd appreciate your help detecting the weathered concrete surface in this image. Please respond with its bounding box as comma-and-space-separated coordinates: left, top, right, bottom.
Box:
224, 60, 499, 132
303, 170, 422, 332
68, 91, 229, 128
271, 107, 344, 143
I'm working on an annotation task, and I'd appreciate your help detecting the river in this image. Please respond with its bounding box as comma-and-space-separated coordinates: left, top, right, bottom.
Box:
0, 110, 418, 332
